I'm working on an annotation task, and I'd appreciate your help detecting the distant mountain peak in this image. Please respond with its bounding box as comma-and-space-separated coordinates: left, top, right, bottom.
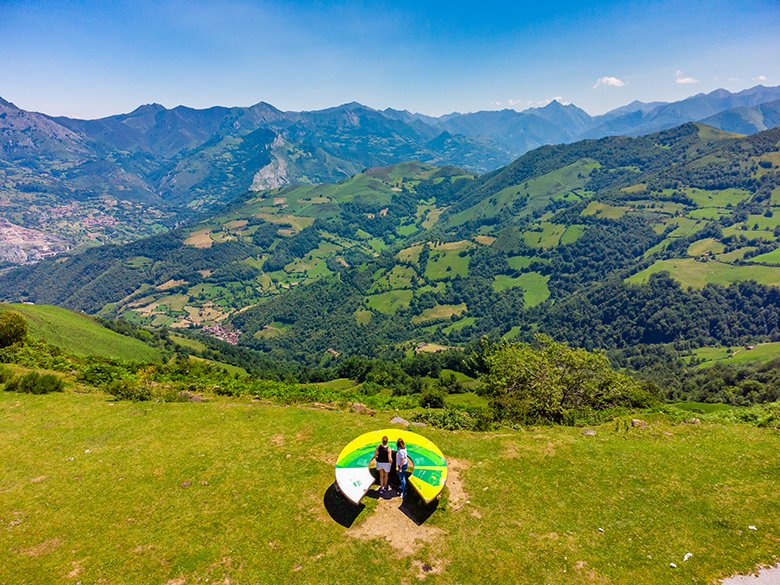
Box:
128, 103, 166, 115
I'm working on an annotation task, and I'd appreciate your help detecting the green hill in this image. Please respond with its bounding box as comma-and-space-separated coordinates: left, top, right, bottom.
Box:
0, 303, 162, 362
2, 124, 780, 367
1, 390, 779, 584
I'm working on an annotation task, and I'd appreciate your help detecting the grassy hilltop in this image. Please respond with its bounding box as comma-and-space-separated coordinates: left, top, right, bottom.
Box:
0, 303, 161, 362
1, 390, 779, 584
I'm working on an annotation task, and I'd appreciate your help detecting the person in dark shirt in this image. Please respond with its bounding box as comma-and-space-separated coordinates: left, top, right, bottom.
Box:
371, 435, 392, 493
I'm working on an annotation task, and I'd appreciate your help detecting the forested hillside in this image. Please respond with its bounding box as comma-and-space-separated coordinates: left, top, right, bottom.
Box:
2, 123, 779, 370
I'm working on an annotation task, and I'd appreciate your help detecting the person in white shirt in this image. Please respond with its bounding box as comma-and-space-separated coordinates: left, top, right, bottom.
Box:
396, 438, 408, 498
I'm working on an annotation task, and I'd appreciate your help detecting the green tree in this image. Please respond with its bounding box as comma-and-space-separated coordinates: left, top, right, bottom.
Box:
0, 312, 27, 348
481, 335, 656, 424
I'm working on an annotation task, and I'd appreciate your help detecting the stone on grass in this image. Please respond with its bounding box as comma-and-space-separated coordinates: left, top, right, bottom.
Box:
351, 403, 376, 416
631, 419, 648, 428
391, 416, 410, 426
583, 429, 597, 436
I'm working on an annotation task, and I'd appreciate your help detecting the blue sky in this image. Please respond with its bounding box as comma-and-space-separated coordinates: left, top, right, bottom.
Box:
1, 0, 778, 118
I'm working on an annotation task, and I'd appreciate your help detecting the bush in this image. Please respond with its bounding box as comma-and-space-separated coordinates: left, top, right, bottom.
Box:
5, 372, 65, 394
481, 336, 658, 425
412, 407, 494, 431
0, 365, 13, 385
0, 312, 27, 348
77, 363, 125, 386
420, 387, 446, 409
106, 379, 152, 401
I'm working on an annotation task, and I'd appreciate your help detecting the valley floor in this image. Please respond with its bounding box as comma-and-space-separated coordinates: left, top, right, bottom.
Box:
1, 391, 778, 584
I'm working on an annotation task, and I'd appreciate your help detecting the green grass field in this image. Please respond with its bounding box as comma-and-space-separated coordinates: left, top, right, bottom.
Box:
683, 188, 751, 208
366, 290, 413, 315
170, 335, 208, 353
1, 391, 779, 584
582, 201, 628, 219
627, 259, 780, 288
1, 304, 161, 362
688, 342, 780, 367
492, 272, 550, 306
424, 250, 470, 281
687, 238, 725, 257
411, 303, 467, 324
523, 223, 566, 249
751, 248, 780, 265
446, 160, 597, 227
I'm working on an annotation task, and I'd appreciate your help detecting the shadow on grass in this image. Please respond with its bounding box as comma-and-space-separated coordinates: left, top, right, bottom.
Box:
399, 492, 439, 525
323, 483, 365, 528
323, 480, 440, 527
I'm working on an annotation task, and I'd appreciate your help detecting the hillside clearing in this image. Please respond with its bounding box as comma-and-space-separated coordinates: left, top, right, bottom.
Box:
1, 392, 779, 584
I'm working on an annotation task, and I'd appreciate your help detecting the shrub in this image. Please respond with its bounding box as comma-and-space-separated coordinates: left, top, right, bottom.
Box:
77, 363, 125, 386
420, 387, 446, 409
0, 312, 27, 348
0, 365, 13, 385
412, 407, 494, 431
6, 372, 65, 394
481, 335, 659, 425
106, 379, 152, 401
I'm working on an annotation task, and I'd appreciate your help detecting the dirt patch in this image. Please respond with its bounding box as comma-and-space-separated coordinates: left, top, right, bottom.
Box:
348, 495, 443, 556
271, 434, 285, 447
572, 560, 611, 584
164, 579, 185, 585
445, 458, 470, 509
184, 229, 213, 249
67, 560, 83, 579
21, 537, 62, 557
30, 475, 47, 483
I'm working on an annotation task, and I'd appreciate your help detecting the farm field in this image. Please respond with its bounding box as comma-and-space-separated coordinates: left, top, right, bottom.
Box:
1, 391, 779, 584
493, 273, 550, 306
366, 290, 413, 315
0, 304, 161, 362
627, 259, 780, 288
688, 342, 780, 367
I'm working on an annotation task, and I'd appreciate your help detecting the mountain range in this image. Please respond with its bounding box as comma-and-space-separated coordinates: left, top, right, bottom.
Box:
1, 85, 780, 265
3, 120, 779, 366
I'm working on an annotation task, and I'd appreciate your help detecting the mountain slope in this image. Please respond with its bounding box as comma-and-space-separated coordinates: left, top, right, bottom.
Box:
700, 99, 780, 134
3, 123, 779, 364
0, 303, 162, 361
584, 85, 780, 138
2, 86, 780, 267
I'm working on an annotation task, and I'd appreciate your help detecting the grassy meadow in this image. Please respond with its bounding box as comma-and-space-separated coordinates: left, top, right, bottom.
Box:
0, 304, 162, 362
1, 390, 779, 584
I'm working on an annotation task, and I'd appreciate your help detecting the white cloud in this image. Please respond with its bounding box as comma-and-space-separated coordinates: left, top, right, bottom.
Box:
675, 70, 700, 85
593, 76, 626, 89
755, 75, 768, 82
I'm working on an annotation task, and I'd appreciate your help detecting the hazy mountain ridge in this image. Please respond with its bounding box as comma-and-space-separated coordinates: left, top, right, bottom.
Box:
1, 85, 780, 265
